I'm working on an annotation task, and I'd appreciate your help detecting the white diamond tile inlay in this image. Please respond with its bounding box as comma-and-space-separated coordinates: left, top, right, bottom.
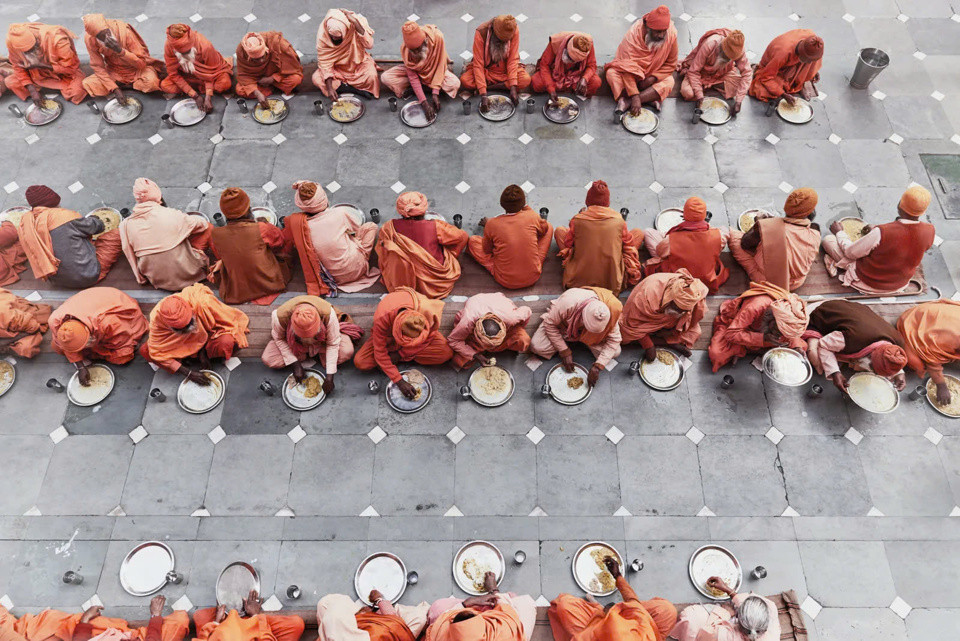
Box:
189, 13, 203, 23
765, 426, 784, 445
868, 506, 885, 517
526, 426, 545, 445
924, 427, 943, 445
679, 12, 692, 22
844, 427, 863, 445
735, 12, 746, 21
50, 425, 68, 445
135, 14, 148, 23
4, 182, 18, 194
828, 133, 842, 144
519, 50, 529, 62
190, 508, 210, 517
171, 595, 193, 611
932, 90, 945, 101
23, 506, 41, 516
953, 13, 960, 22
298, 13, 311, 23
913, 51, 926, 61
649, 181, 664, 194
686, 426, 705, 445
25, 133, 39, 144
0, 596, 13, 610
898, 13, 910, 22
446, 426, 466, 444
704, 133, 718, 145
460, 13, 473, 22
210, 133, 224, 144
148, 133, 163, 145
569, 13, 582, 22
781, 505, 800, 517
579, 133, 594, 145
244, 13, 257, 23
765, 133, 780, 145
889, 597, 912, 619
950, 506, 960, 517
395, 133, 410, 145
262, 595, 283, 611
457, 133, 471, 145
872, 90, 886, 101
613, 506, 631, 517
515, 13, 528, 23
713, 182, 728, 194
27, 13, 39, 22
788, 13, 800, 22
333, 133, 348, 145
801, 596, 822, 619
889, 133, 904, 145
368, 425, 387, 444
605, 426, 624, 445
529, 506, 548, 517
129, 425, 148, 444
455, 181, 471, 194
68, 181, 84, 194
842, 181, 858, 194
208, 426, 226, 444
624, 13, 637, 22
271, 133, 286, 145
697, 506, 715, 517
518, 133, 533, 145
86, 133, 101, 145
107, 505, 125, 517
275, 507, 295, 517
407, 14, 420, 22
391, 181, 405, 193
520, 180, 535, 193
360, 505, 379, 517
642, 134, 656, 145
262, 181, 277, 194
25, 291, 41, 302
460, 50, 473, 62
287, 425, 306, 444
779, 181, 794, 193
842, 13, 855, 22
326, 180, 341, 193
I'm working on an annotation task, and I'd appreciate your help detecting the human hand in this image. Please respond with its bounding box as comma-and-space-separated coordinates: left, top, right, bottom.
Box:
830, 371, 848, 393
214, 605, 227, 623
292, 362, 305, 383
188, 370, 211, 386
243, 589, 262, 616
80, 606, 103, 623
644, 346, 658, 363
150, 595, 165, 617
587, 363, 602, 388
937, 381, 952, 406
892, 372, 906, 391
420, 99, 436, 121
78, 365, 92, 387
475, 353, 492, 367
603, 557, 621, 578
560, 353, 576, 373
509, 85, 519, 105
322, 374, 335, 394
203, 95, 214, 113
397, 379, 418, 399
830, 221, 842, 235
113, 87, 128, 105
629, 94, 643, 116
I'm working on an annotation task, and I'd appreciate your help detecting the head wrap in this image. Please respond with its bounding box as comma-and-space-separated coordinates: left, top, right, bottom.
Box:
133, 178, 162, 204
582, 299, 611, 333
492, 15, 517, 41
240, 32, 268, 58
871, 343, 907, 377
898, 185, 931, 219
567, 34, 592, 62
291, 304, 322, 339
220, 188, 250, 220
798, 35, 824, 60
326, 18, 347, 38
644, 5, 671, 31
683, 197, 707, 222
82, 14, 109, 38
402, 21, 425, 49
7, 24, 37, 51
166, 23, 193, 51
783, 188, 818, 218
25, 185, 61, 208
769, 296, 808, 340
56, 320, 90, 352
499, 184, 526, 213
292, 180, 329, 214
662, 269, 708, 311
721, 30, 745, 59
392, 310, 430, 348
156, 295, 193, 329
585, 180, 610, 207
474, 313, 506, 350
396, 191, 429, 218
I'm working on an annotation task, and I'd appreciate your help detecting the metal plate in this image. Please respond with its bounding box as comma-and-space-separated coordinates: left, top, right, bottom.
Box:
847, 372, 899, 414
0, 206, 29, 228
24, 99, 63, 126
355, 552, 407, 605
639, 348, 684, 392
543, 95, 580, 124
86, 207, 122, 239
282, 368, 326, 411
655, 208, 684, 234
216, 562, 260, 611
571, 542, 623, 597
119, 541, 175, 597
738, 209, 774, 233
67, 364, 115, 407
926, 375, 960, 418
762, 348, 813, 387
699, 97, 731, 125
251, 206, 278, 226
453, 541, 505, 595
545, 362, 592, 406
838, 216, 868, 240
169, 98, 207, 127
776, 97, 813, 124
329, 94, 365, 123
689, 544, 742, 601
465, 364, 515, 407
620, 108, 659, 135
424, 211, 446, 222
102, 96, 143, 124
253, 97, 288, 125
400, 100, 436, 128
0, 360, 15, 398
385, 369, 432, 413
177, 370, 225, 414
332, 203, 366, 225
479, 94, 515, 122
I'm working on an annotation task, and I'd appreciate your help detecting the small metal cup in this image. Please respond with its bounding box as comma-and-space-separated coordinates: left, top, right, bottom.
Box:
720, 374, 734, 390
8, 104, 23, 118
406, 570, 419, 585
751, 566, 767, 580
765, 100, 777, 117
459, 385, 472, 399
525, 98, 535, 114
539, 207, 549, 220
87, 101, 101, 114
236, 98, 248, 113
368, 380, 381, 394
462, 99, 471, 115
369, 208, 381, 223
62, 571, 83, 585
691, 108, 702, 124
388, 97, 398, 112
120, 207, 130, 219
165, 570, 184, 584
286, 585, 301, 599
629, 360, 641, 375
614, 108, 624, 124
540, 383, 551, 397
908, 385, 926, 401
705, 211, 713, 222
259, 380, 276, 396
806, 383, 824, 399
629, 559, 644, 573
314, 99, 325, 116
212, 212, 226, 227
277, 215, 285, 229
46, 378, 65, 392
620, 207, 629, 220
513, 550, 526, 565
453, 214, 463, 229
161, 113, 174, 129
150, 387, 166, 402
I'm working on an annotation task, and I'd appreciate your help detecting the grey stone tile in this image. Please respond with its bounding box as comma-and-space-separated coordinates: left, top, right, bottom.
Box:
196, 516, 283, 541
525, 139, 591, 188
366, 516, 454, 541
710, 539, 808, 599
282, 516, 370, 541
455, 355, 537, 435
298, 367, 382, 435
370, 435, 455, 515
618, 435, 703, 516
707, 517, 798, 541
779, 436, 873, 516
533, 352, 617, 436
204, 435, 294, 516
78, 140, 158, 201
112, 516, 199, 541
763, 376, 851, 436
713, 138, 782, 189
6, 539, 110, 608
399, 139, 464, 187
859, 436, 954, 516
461, 139, 529, 188
586, 138, 655, 193
62, 361, 153, 436
208, 140, 278, 187
905, 609, 960, 641
883, 96, 954, 140
939, 438, 960, 504
685, 353, 775, 436
455, 435, 537, 516
876, 517, 960, 541
816, 608, 908, 641
699, 436, 787, 516
793, 517, 882, 541
219, 360, 301, 435
800, 541, 897, 607
337, 138, 402, 186
94, 93, 166, 142
287, 435, 374, 516
777, 139, 849, 189
846, 386, 934, 436
885, 540, 960, 607
652, 139, 720, 188
455, 516, 540, 542
364, 540, 456, 603
623, 516, 711, 541
612, 371, 696, 436
823, 90, 894, 141
36, 436, 133, 516
121, 435, 214, 516
842, 0, 901, 16
851, 18, 917, 56
622, 539, 706, 604
186, 539, 281, 606
537, 435, 620, 516
839, 140, 911, 188
376, 367, 458, 436
18, 516, 118, 541
0, 436, 53, 516
274, 540, 367, 605
141, 365, 231, 435
539, 516, 625, 541
143, 141, 216, 189
97, 539, 194, 607
906, 17, 960, 55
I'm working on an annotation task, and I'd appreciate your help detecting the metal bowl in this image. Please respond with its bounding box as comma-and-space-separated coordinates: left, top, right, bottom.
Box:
119, 541, 175, 596
837, 216, 868, 240
355, 552, 407, 605
177, 370, 225, 414
776, 97, 813, 124
169, 98, 207, 126
332, 202, 366, 225
67, 364, 115, 407
252, 97, 288, 125
86, 206, 122, 239
281, 368, 326, 410
543, 95, 580, 124
688, 544, 742, 601
620, 108, 659, 135
329, 94, 365, 123
699, 96, 731, 125
399, 100, 436, 128
571, 541, 624, 597
738, 209, 774, 233
453, 541, 505, 595
478, 94, 515, 122
102, 96, 143, 124
639, 348, 684, 391
654, 208, 684, 234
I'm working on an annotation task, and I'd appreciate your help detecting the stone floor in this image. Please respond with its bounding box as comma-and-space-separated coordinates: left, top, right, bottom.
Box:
2, 1, 960, 640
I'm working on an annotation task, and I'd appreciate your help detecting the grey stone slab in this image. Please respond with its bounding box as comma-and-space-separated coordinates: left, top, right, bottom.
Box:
525, 139, 592, 189
779, 436, 874, 516
699, 436, 788, 517
400, 138, 465, 187
121, 435, 214, 516
0, 435, 53, 516
533, 352, 617, 436
62, 361, 153, 435
337, 138, 402, 186
186, 539, 281, 606
537, 435, 620, 516
376, 366, 458, 435
586, 138, 656, 193
298, 367, 382, 435
622, 539, 706, 603
281, 516, 370, 541
839, 139, 911, 188
219, 360, 301, 434
208, 139, 278, 188
6, 539, 109, 608
713, 138, 783, 189
143, 141, 216, 189
822, 90, 894, 141
455, 516, 540, 542
97, 539, 194, 607
15, 138, 89, 196
37, 435, 133, 516
710, 539, 808, 598
939, 437, 960, 504
905, 18, 960, 55
366, 516, 454, 541
877, 517, 960, 540
842, 0, 901, 16
618, 435, 703, 516
278, 94, 345, 139
792, 517, 883, 541
455, 355, 537, 435
722, 187, 789, 229
685, 352, 775, 436
845, 383, 935, 436
885, 540, 960, 607
651, 139, 720, 188
94, 93, 166, 142
461, 139, 529, 188
776, 139, 849, 189
17, 516, 118, 541
204, 435, 294, 516
905, 609, 960, 641
763, 376, 851, 436
883, 96, 954, 140
274, 540, 368, 605
707, 517, 798, 541
287, 435, 375, 516
800, 541, 897, 607
859, 436, 954, 517
364, 539, 456, 602
539, 538, 627, 605
78, 140, 158, 205
455, 434, 537, 517
815, 608, 908, 641
370, 435, 455, 515
112, 516, 199, 541
539, 516, 625, 541
271, 137, 341, 188
623, 516, 711, 541
141, 364, 230, 435
612, 370, 696, 436
196, 516, 283, 540
851, 18, 917, 57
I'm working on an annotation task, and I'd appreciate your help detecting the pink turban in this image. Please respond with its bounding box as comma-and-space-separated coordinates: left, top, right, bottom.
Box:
326, 18, 347, 38
133, 178, 162, 204
396, 191, 428, 218
292, 180, 329, 214
769, 295, 808, 341
582, 299, 611, 333
240, 32, 268, 58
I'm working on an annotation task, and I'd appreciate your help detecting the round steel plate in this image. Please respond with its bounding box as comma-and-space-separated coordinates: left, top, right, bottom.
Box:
120, 541, 175, 596
251, 206, 278, 226
639, 348, 684, 392
699, 97, 731, 125
776, 97, 814, 124
355, 552, 407, 605
453, 541, 505, 595
478, 94, 515, 122
0, 360, 15, 398
86, 207, 122, 239
926, 375, 960, 418
0, 206, 30, 228
252, 97, 288, 125
385, 369, 432, 413
423, 211, 446, 222
465, 364, 515, 408
399, 100, 436, 128
543, 95, 580, 124
654, 208, 684, 234
102, 96, 143, 124
216, 562, 260, 611
332, 203, 366, 225
24, 99, 63, 126
169, 98, 207, 126
689, 545, 742, 600
329, 94, 365, 123
571, 542, 624, 597
620, 108, 659, 135
545, 362, 592, 406
177, 370, 225, 414
837, 216, 868, 240
67, 364, 115, 407
738, 209, 773, 233
847, 372, 899, 414
762, 348, 813, 387
282, 368, 326, 411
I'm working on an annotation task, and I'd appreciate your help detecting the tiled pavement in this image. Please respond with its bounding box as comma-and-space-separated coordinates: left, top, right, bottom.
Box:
3, 1, 960, 640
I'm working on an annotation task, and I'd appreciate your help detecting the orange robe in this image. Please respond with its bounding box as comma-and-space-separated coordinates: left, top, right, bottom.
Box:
468, 206, 553, 289
235, 31, 303, 98
7, 607, 188, 641
82, 18, 163, 96
729, 219, 820, 291
193, 609, 304, 641
604, 20, 677, 101
356, 614, 416, 641
749, 29, 822, 101
708, 292, 806, 372
313, 9, 379, 98
460, 20, 531, 93
5, 23, 87, 103
376, 218, 469, 299
160, 27, 233, 96
49, 287, 148, 365
353, 286, 452, 382
380, 24, 460, 99
425, 601, 525, 641
555, 206, 643, 295
619, 273, 706, 349
897, 300, 960, 379
549, 577, 677, 641
531, 32, 602, 96
0, 288, 51, 358
142, 283, 249, 373
0, 221, 27, 286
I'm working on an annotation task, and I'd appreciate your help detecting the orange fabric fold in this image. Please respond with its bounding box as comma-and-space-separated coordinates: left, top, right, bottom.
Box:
0, 288, 51, 358
376, 219, 468, 299
757, 217, 789, 290
402, 24, 451, 90
285, 212, 330, 296
355, 613, 416, 641
425, 602, 524, 641
749, 29, 822, 101
897, 300, 960, 377
145, 283, 249, 364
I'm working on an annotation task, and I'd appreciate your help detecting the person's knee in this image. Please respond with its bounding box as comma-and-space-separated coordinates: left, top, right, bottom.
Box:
213, 74, 233, 93
680, 81, 695, 100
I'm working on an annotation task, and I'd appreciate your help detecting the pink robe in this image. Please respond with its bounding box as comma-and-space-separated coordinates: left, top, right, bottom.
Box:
670, 594, 779, 641
306, 206, 380, 292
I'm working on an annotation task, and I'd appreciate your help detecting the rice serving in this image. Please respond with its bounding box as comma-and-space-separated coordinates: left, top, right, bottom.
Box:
739, 212, 756, 232
1, 207, 30, 227
840, 218, 867, 240
847, 373, 898, 413
763, 349, 809, 385
88, 208, 121, 238
927, 377, 960, 417
469, 365, 512, 405
179, 372, 222, 411
640, 349, 682, 389
461, 557, 493, 593
548, 365, 589, 403
777, 99, 812, 122
700, 97, 729, 123
254, 98, 287, 122
0, 361, 14, 395
70, 365, 113, 405
330, 99, 360, 121
588, 548, 617, 593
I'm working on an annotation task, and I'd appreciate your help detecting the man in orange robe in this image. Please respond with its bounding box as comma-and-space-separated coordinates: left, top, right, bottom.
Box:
679, 29, 751, 114
0, 288, 51, 359
460, 15, 531, 108
235, 31, 303, 109
81, 13, 162, 100
555, 180, 643, 295
643, 196, 729, 293
376, 192, 469, 299
447, 292, 531, 369
49, 286, 148, 383
549, 558, 676, 641
141, 283, 249, 386
620, 269, 708, 361
313, 8, 379, 99
532, 32, 601, 99
709, 281, 808, 372
194, 591, 304, 641
729, 188, 821, 291
316, 591, 430, 641
425, 572, 535, 641
353, 286, 453, 398
749, 29, 823, 102
160, 24, 233, 113
5, 23, 86, 104
380, 21, 460, 121
898, 300, 960, 406
468, 184, 552, 289
0, 219, 27, 286
2, 596, 188, 641
604, 6, 677, 113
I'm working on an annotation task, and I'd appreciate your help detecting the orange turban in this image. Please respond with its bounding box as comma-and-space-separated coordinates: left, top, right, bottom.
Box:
7, 25, 37, 52
783, 188, 818, 218
662, 269, 708, 311
898, 186, 931, 219
644, 5, 671, 30
721, 30, 745, 59
769, 295, 808, 340
871, 343, 907, 377
156, 295, 193, 329
492, 15, 517, 41
567, 34, 592, 62
133, 177, 162, 204
585, 180, 610, 207
396, 191, 428, 218
474, 313, 506, 350
402, 21, 425, 49
798, 35, 824, 60
392, 310, 430, 348
220, 188, 250, 220
82, 14, 109, 38
683, 197, 707, 222
241, 32, 268, 58
166, 23, 193, 51
291, 304, 322, 339
57, 320, 90, 353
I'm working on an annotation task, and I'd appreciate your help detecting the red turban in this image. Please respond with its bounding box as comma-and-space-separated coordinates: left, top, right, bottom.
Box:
25, 185, 61, 208
683, 197, 707, 222
156, 295, 193, 329
220, 188, 250, 220
871, 343, 907, 377
585, 180, 610, 207
798, 35, 824, 60
396, 192, 428, 218
57, 320, 90, 353
644, 5, 671, 30
291, 304, 322, 339
783, 188, 818, 218
402, 21, 425, 49
721, 30, 745, 59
